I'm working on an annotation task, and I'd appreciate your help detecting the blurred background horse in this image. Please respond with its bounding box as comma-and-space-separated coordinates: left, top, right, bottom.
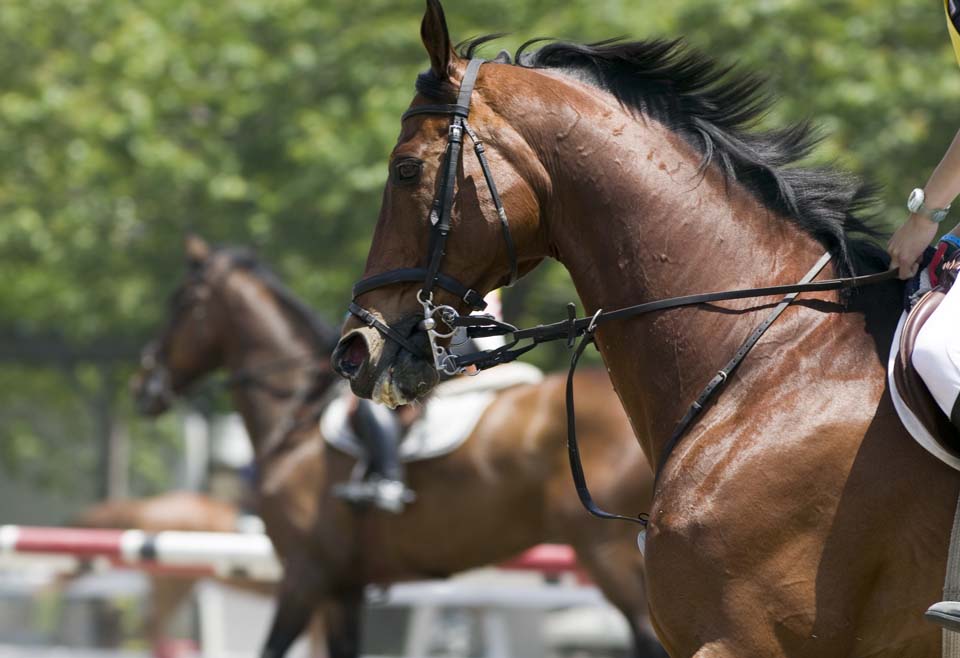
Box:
132, 236, 664, 658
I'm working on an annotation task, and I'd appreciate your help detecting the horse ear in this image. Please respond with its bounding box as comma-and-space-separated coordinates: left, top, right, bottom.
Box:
184, 234, 210, 265
421, 0, 454, 81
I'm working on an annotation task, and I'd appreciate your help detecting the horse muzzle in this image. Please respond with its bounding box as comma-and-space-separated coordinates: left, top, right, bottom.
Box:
333, 316, 439, 407
131, 367, 174, 416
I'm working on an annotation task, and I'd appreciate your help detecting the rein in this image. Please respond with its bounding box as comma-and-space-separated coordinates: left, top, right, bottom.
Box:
255, 377, 344, 465
202, 356, 341, 465
347, 56, 901, 526
145, 349, 333, 462
445, 264, 898, 373
223, 355, 321, 398
213, 356, 339, 463
483, 255, 894, 526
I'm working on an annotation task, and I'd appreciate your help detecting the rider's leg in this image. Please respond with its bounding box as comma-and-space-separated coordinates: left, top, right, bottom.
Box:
351, 399, 413, 513
912, 282, 960, 427
354, 398, 404, 482
916, 280, 960, 632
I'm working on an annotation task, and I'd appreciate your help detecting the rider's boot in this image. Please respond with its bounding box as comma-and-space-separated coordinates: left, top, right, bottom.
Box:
334, 398, 415, 513
926, 601, 960, 633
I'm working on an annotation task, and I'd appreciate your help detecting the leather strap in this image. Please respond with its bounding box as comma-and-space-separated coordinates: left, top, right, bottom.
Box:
354, 58, 521, 319
455, 58, 485, 110
256, 379, 338, 465
453, 270, 897, 368
654, 251, 834, 481
421, 59, 486, 299
566, 312, 648, 525
464, 121, 518, 287
564, 252, 834, 525
402, 104, 471, 120
348, 302, 430, 358
422, 119, 464, 297
353, 268, 486, 310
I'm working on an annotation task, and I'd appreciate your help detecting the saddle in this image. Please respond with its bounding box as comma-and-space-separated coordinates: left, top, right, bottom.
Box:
892, 289, 960, 449
322, 361, 544, 463
887, 248, 960, 470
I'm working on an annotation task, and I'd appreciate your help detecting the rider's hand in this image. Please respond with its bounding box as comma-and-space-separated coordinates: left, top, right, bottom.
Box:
887, 214, 940, 279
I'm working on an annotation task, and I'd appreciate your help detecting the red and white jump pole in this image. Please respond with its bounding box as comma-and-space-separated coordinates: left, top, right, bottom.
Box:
0, 525, 581, 581
0, 525, 282, 581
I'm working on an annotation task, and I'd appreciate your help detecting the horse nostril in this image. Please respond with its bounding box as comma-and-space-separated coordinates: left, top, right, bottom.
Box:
335, 334, 369, 378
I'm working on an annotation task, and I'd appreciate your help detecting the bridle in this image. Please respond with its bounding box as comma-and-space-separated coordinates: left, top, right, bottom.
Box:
139, 335, 325, 403
349, 58, 518, 377
346, 57, 900, 526
139, 260, 343, 464
141, 340, 340, 466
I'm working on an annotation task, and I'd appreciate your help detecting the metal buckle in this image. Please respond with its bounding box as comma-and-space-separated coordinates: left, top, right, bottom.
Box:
586, 309, 603, 334
418, 289, 467, 377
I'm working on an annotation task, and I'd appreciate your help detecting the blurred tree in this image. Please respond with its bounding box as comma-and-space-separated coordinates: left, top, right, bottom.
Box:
0, 0, 957, 499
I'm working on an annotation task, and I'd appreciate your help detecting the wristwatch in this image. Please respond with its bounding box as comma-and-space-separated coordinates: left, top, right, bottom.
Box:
907, 188, 951, 223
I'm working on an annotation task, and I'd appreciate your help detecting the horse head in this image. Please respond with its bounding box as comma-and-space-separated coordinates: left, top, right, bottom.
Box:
333, 0, 549, 407
132, 235, 231, 415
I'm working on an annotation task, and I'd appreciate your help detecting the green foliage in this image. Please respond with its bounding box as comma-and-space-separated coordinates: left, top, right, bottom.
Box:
2, 0, 958, 495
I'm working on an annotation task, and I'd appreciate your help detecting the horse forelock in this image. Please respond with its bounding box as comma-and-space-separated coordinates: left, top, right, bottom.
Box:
411, 35, 890, 280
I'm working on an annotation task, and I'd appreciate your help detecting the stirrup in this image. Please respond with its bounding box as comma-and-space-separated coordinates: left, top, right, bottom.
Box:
332, 477, 415, 514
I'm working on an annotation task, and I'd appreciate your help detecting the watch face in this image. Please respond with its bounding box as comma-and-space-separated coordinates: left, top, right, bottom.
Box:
908, 188, 924, 212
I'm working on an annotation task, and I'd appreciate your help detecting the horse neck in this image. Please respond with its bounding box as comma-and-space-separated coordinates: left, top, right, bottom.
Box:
499, 71, 841, 464
217, 272, 330, 454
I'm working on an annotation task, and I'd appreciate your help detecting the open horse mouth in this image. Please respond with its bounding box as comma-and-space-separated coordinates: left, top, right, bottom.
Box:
333, 321, 439, 407
333, 332, 370, 379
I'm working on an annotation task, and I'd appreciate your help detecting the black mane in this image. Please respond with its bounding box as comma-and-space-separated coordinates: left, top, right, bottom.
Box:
416, 37, 890, 278
219, 247, 342, 354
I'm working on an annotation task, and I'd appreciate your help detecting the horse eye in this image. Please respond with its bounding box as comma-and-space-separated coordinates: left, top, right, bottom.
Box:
393, 159, 422, 184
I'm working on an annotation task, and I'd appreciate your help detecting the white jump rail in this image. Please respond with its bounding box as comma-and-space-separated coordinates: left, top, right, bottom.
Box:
0, 525, 582, 582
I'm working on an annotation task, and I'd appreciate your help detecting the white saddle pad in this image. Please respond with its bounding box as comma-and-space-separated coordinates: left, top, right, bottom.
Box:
322, 362, 544, 463
887, 311, 960, 471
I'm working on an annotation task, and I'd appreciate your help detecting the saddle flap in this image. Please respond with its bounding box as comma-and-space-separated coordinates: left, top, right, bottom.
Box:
320, 390, 497, 463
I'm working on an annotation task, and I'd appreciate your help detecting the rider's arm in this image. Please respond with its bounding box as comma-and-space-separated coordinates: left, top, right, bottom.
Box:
888, 127, 960, 279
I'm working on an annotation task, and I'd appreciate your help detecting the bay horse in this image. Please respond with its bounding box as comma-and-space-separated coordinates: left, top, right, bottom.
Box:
135, 236, 664, 658
332, 2, 960, 656
73, 492, 279, 658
